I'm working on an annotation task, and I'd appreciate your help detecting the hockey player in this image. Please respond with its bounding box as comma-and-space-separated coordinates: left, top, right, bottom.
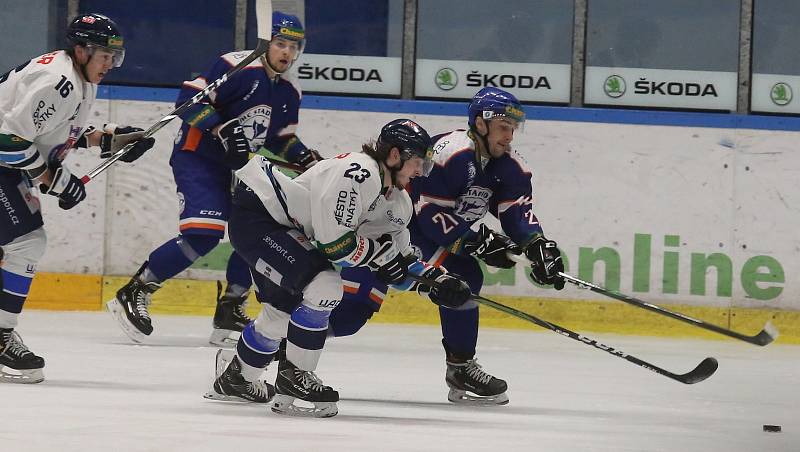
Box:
0, 14, 155, 383
107, 12, 321, 346
324, 87, 565, 405
204, 119, 471, 417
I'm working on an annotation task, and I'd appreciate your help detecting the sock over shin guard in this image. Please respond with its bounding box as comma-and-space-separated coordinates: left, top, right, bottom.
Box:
146, 235, 220, 282
440, 305, 479, 358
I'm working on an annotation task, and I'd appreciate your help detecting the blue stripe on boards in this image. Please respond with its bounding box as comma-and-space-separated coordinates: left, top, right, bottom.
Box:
97, 86, 800, 132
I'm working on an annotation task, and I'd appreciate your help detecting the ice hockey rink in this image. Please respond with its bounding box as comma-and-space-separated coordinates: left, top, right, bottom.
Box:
1, 311, 796, 452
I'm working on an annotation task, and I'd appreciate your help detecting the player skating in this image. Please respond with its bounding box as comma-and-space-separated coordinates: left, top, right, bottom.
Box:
204, 119, 471, 417
0, 14, 155, 383
107, 12, 321, 346
324, 87, 566, 405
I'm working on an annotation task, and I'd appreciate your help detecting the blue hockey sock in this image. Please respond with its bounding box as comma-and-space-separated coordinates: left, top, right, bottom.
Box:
288, 305, 329, 351
328, 300, 373, 337
0, 268, 32, 328
440, 305, 479, 358
236, 322, 280, 369
146, 235, 219, 282
225, 251, 252, 290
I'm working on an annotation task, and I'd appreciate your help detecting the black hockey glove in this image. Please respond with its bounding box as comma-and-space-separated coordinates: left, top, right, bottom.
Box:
462, 224, 521, 268
369, 235, 413, 285
525, 236, 565, 290
41, 162, 86, 210
99, 124, 156, 162
296, 148, 322, 169
416, 267, 471, 308
216, 119, 251, 169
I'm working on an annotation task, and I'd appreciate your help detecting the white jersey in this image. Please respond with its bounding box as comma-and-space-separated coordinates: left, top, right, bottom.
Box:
0, 50, 96, 171
236, 152, 410, 268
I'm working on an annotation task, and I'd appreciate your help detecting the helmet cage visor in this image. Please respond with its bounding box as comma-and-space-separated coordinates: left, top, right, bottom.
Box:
85, 44, 125, 68
400, 147, 435, 177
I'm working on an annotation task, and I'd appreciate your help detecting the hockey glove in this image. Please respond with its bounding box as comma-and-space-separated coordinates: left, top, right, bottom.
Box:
216, 118, 251, 169
41, 162, 86, 210
369, 234, 412, 285
416, 267, 471, 308
525, 236, 565, 290
99, 124, 156, 162
462, 224, 521, 268
296, 148, 322, 169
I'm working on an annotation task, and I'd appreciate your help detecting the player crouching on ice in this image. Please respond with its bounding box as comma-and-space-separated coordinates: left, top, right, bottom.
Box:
0, 14, 154, 383
203, 119, 471, 417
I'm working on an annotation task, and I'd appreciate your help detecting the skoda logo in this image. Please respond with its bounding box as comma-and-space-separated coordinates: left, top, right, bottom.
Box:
770, 82, 792, 106
435, 68, 458, 91
604, 75, 626, 98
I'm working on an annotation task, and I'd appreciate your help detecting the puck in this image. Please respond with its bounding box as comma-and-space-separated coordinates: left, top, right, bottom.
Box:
763, 424, 781, 433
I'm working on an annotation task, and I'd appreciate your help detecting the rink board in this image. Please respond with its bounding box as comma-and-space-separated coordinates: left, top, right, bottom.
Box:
24, 272, 799, 344
22, 90, 800, 344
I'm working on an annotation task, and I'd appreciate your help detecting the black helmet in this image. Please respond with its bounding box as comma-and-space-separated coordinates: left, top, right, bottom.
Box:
377, 119, 434, 176
67, 13, 125, 67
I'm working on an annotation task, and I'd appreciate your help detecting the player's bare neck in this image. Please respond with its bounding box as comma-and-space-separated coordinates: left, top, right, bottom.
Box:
261, 56, 281, 81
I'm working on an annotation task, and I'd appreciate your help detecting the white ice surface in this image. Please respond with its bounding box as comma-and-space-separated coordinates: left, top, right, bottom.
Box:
1, 311, 797, 452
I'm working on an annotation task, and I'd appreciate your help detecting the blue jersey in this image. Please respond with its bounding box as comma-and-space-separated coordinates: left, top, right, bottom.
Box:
409, 129, 544, 253
172, 50, 307, 164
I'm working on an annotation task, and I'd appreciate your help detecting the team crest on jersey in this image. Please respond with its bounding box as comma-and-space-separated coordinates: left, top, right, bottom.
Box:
454, 186, 492, 221
237, 105, 272, 148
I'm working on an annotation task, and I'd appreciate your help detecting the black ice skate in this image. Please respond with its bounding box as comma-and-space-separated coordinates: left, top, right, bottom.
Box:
106, 262, 161, 343
444, 341, 509, 405
0, 328, 45, 384
204, 349, 274, 403
271, 358, 339, 418
209, 281, 252, 346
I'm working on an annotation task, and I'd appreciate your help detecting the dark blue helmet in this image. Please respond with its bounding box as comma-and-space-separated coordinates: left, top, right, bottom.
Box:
67, 13, 125, 67
467, 87, 525, 128
272, 11, 305, 54
378, 119, 434, 176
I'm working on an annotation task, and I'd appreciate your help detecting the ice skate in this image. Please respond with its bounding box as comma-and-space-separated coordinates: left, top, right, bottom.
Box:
209, 281, 252, 347
271, 358, 338, 418
204, 349, 274, 403
106, 263, 160, 343
0, 328, 45, 384
445, 357, 509, 405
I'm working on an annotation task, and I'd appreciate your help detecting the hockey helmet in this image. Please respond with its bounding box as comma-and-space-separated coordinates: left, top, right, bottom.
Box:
378, 119, 434, 176
272, 11, 306, 54
67, 13, 125, 67
468, 87, 525, 129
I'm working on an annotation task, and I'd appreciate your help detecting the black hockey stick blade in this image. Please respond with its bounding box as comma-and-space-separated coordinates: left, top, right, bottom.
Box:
408, 274, 717, 384
675, 357, 718, 384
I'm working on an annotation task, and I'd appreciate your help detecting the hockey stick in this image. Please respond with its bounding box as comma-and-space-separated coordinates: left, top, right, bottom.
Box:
508, 254, 778, 346
408, 274, 718, 384
80, 0, 274, 184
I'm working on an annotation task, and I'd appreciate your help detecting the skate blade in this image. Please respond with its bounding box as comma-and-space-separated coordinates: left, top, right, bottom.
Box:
0, 366, 44, 384
270, 394, 338, 418
448, 388, 509, 406
209, 329, 241, 347
105, 299, 147, 343
203, 388, 257, 403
